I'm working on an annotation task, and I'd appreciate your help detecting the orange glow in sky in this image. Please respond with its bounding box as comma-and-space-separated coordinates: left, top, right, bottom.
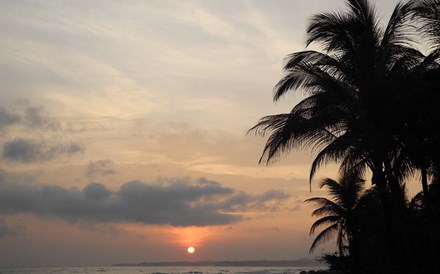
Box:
173, 226, 211, 251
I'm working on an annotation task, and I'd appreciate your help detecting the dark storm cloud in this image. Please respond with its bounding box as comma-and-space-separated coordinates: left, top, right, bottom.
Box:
2, 138, 83, 163
86, 160, 116, 176
0, 177, 290, 227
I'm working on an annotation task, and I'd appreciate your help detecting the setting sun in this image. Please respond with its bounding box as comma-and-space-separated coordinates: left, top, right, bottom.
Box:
187, 246, 195, 254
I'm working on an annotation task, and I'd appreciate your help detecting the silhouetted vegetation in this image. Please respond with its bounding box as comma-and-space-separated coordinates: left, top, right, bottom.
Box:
318, 252, 349, 273
306, 175, 365, 273
250, 0, 440, 273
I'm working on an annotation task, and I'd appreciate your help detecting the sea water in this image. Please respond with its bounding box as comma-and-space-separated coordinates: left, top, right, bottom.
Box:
0, 266, 323, 274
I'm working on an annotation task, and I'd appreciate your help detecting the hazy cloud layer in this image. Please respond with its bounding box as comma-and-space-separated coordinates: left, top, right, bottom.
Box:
87, 160, 116, 177
0, 177, 289, 227
2, 138, 83, 163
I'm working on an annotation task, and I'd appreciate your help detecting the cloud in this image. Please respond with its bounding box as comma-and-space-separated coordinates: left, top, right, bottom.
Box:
23, 106, 60, 130
2, 138, 83, 163
219, 189, 290, 212
86, 160, 116, 177
0, 176, 290, 227
0, 105, 60, 132
0, 108, 21, 131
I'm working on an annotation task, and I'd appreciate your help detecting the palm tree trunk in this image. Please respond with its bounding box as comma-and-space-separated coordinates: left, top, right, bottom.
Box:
374, 167, 414, 274
421, 167, 440, 274
348, 229, 360, 274
384, 160, 417, 274
373, 170, 398, 274
388, 179, 416, 274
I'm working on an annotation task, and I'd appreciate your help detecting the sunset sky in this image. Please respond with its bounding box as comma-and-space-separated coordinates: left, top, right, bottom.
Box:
0, 0, 409, 267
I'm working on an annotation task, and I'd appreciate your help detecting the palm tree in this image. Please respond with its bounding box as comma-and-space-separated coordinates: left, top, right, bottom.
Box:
405, 3, 440, 273
392, 64, 440, 274
248, 0, 422, 206
249, 0, 429, 273
306, 174, 364, 273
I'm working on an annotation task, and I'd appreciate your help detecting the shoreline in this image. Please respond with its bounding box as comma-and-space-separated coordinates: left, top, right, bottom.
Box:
112, 259, 324, 267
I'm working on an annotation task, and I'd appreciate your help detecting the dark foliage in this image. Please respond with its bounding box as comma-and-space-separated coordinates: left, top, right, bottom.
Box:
318, 252, 349, 273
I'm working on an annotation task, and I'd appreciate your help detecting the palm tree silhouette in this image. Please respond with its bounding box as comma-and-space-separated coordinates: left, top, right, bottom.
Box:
406, 3, 440, 273
249, 1, 421, 211
306, 174, 364, 273
249, 0, 436, 273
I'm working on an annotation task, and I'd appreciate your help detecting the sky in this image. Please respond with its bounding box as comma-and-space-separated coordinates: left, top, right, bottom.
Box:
0, 0, 406, 267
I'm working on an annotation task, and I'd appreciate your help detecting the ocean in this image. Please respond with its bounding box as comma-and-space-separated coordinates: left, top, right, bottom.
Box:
0, 266, 323, 274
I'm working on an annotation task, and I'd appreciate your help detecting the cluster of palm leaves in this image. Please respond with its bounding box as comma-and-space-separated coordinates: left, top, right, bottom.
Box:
250, 0, 440, 273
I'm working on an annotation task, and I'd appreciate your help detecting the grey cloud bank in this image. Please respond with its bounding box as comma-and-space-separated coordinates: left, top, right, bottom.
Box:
0, 176, 290, 227
2, 138, 83, 163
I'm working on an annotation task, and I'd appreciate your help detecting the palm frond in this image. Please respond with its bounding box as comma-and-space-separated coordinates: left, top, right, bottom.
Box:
381, 1, 417, 49
309, 215, 342, 235
412, 0, 440, 49
310, 205, 344, 218
309, 132, 356, 183
274, 53, 353, 101
306, 11, 355, 53
309, 223, 339, 253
